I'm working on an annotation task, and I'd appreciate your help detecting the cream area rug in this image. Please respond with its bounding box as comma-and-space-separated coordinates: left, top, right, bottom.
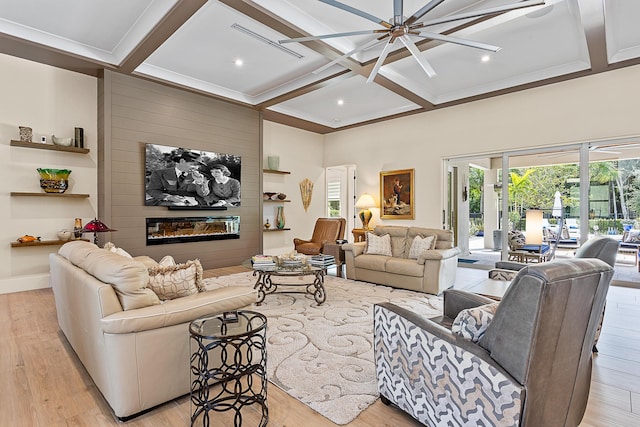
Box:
204, 272, 443, 425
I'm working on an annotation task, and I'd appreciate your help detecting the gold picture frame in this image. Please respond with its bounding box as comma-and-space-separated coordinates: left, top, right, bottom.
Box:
380, 168, 414, 219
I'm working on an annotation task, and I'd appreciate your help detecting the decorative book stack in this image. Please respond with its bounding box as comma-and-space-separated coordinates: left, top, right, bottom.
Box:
310, 254, 335, 269
251, 255, 275, 269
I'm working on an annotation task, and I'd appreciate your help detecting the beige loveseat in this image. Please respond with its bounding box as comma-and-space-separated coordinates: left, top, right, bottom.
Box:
342, 226, 460, 295
49, 240, 256, 420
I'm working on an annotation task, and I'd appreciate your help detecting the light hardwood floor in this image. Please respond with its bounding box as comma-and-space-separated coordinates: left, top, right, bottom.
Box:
0, 266, 639, 426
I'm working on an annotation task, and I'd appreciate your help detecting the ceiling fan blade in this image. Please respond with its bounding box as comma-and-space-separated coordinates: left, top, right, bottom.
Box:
399, 35, 436, 77
405, 0, 445, 26
415, 31, 501, 52
319, 0, 392, 28
415, 0, 546, 28
393, 0, 404, 25
366, 38, 396, 84
312, 37, 388, 75
279, 29, 383, 44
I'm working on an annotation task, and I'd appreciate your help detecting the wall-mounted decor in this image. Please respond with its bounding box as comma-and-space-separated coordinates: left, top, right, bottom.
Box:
380, 168, 414, 220
299, 178, 313, 212
145, 143, 241, 209
146, 216, 240, 245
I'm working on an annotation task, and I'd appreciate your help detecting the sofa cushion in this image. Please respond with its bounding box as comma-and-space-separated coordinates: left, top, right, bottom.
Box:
365, 232, 392, 256
408, 235, 436, 259
374, 226, 409, 257
408, 227, 454, 250
451, 302, 499, 342
147, 259, 203, 300
59, 240, 160, 310
385, 258, 424, 277
100, 286, 257, 334
353, 254, 389, 271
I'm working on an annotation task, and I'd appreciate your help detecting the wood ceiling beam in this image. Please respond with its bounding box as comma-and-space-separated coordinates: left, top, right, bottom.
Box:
0, 33, 111, 77
577, 0, 608, 73
118, 0, 208, 73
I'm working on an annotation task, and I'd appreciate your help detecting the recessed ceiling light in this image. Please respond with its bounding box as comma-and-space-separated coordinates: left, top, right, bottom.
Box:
337, 99, 344, 106
481, 55, 491, 63
234, 59, 244, 66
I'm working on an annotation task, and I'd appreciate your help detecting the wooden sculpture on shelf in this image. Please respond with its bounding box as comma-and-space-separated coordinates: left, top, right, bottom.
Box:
299, 178, 313, 212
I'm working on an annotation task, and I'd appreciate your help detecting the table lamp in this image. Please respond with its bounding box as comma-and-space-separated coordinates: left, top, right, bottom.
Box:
525, 209, 544, 246
355, 193, 376, 230
82, 218, 117, 244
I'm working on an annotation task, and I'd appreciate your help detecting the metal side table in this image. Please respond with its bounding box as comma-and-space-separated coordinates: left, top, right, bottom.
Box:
189, 311, 268, 427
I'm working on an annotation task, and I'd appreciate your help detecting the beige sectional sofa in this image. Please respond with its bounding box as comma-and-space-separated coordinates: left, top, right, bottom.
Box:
342, 226, 460, 295
49, 240, 256, 420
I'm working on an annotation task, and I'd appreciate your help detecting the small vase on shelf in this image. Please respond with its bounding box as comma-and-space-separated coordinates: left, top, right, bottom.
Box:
267, 156, 280, 171
73, 218, 83, 239
264, 219, 271, 230
276, 206, 285, 229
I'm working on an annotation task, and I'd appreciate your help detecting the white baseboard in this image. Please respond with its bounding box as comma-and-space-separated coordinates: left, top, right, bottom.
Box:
0, 273, 50, 295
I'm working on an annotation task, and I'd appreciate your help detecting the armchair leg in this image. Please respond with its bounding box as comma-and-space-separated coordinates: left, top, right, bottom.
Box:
380, 395, 391, 406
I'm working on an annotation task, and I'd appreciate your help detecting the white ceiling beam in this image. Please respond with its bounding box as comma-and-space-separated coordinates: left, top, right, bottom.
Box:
577, 0, 608, 72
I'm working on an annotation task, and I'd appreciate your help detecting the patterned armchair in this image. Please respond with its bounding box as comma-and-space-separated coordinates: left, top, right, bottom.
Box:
374, 258, 613, 427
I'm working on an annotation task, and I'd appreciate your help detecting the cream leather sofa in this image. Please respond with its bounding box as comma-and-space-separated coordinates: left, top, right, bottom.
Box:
50, 240, 256, 420
342, 226, 460, 295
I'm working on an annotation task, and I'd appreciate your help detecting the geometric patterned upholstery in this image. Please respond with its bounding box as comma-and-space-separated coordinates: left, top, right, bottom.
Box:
374, 303, 523, 427
374, 258, 614, 427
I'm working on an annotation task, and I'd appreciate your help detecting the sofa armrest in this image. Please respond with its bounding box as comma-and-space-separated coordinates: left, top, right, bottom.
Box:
101, 287, 256, 334
442, 289, 496, 320
342, 242, 366, 257
417, 247, 461, 264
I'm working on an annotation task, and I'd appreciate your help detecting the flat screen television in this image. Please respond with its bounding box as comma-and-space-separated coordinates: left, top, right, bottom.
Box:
145, 143, 241, 209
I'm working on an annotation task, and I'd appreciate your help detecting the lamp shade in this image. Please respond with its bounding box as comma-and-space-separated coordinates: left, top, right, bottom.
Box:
526, 209, 544, 245
82, 219, 116, 233
355, 193, 376, 209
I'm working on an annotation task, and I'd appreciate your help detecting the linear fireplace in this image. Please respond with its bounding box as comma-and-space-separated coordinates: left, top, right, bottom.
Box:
146, 216, 240, 245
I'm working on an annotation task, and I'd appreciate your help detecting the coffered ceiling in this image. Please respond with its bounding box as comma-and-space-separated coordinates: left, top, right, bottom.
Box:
1, 0, 639, 134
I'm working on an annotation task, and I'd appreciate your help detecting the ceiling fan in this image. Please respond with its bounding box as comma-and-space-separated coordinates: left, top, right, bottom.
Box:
279, 0, 546, 83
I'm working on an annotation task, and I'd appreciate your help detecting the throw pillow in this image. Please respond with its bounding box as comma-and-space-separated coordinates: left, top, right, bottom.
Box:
408, 234, 437, 259
147, 259, 204, 300
451, 302, 499, 343
159, 255, 177, 267
103, 241, 132, 258
365, 232, 392, 256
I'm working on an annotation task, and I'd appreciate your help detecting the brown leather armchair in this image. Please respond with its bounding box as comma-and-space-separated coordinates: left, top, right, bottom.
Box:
293, 218, 346, 255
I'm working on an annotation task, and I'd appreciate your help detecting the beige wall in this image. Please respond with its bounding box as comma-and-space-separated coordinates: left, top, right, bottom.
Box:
0, 54, 97, 294
324, 64, 640, 229
262, 121, 325, 254
99, 71, 262, 269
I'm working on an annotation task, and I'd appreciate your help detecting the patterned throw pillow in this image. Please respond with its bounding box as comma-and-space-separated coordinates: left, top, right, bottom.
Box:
451, 302, 499, 342
365, 232, 392, 256
147, 259, 204, 300
408, 235, 437, 259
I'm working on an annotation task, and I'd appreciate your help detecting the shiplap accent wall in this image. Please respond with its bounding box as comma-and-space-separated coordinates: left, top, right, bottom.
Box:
98, 71, 262, 268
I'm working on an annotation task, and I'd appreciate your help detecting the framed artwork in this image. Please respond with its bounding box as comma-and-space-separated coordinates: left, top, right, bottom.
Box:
380, 168, 414, 219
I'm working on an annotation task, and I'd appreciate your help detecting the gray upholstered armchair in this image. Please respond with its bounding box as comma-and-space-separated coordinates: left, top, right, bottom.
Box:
374, 258, 613, 427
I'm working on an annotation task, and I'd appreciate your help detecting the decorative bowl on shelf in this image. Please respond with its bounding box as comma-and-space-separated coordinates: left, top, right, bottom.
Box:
277, 193, 287, 200
263, 192, 276, 200
51, 135, 74, 147
37, 168, 72, 193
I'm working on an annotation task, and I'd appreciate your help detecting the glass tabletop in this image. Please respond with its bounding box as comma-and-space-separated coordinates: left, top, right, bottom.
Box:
189, 310, 266, 340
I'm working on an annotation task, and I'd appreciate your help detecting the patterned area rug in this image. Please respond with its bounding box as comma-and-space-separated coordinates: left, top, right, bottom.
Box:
204, 272, 442, 425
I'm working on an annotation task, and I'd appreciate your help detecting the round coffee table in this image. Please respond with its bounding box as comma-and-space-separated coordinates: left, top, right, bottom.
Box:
243, 259, 326, 305
189, 310, 268, 427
